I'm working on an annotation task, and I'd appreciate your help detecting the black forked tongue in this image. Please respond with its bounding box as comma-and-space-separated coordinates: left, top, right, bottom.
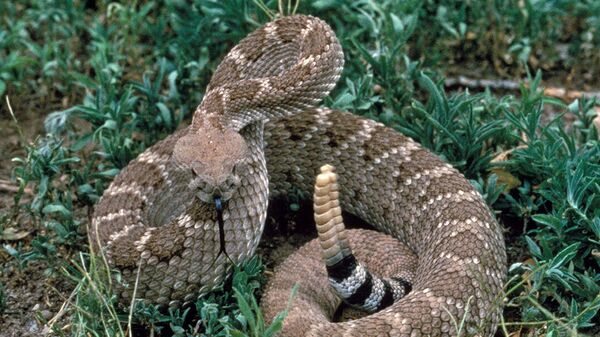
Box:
213, 196, 235, 290
210, 196, 235, 290
214, 196, 227, 256
214, 196, 223, 213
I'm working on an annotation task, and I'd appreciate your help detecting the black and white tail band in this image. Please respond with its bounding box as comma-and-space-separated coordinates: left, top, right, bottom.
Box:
313, 165, 412, 312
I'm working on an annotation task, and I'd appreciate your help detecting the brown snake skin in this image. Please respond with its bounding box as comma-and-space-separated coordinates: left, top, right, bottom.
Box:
91, 15, 507, 336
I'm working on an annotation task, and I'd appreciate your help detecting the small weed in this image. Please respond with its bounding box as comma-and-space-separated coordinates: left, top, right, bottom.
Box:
59, 252, 289, 336
57, 249, 124, 337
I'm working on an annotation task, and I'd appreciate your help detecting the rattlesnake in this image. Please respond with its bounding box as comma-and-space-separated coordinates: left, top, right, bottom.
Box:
91, 15, 507, 336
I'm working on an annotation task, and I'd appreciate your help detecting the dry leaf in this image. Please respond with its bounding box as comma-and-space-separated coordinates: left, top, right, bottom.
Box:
0, 227, 30, 241
508, 330, 522, 337
491, 145, 528, 163
490, 168, 521, 192
489, 145, 528, 192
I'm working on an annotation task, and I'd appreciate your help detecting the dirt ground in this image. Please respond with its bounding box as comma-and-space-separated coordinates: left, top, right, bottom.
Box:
0, 103, 50, 336
0, 100, 57, 336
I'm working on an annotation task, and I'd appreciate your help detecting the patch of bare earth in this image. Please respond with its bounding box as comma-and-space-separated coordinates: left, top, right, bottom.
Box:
0, 97, 64, 337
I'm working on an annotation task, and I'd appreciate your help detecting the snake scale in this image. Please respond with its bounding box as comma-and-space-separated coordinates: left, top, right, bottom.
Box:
91, 15, 507, 336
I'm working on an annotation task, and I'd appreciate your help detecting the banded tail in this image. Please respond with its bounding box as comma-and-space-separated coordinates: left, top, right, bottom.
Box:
314, 164, 412, 312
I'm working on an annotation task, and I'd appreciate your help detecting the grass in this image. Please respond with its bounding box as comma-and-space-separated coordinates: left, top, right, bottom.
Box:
1, 0, 599, 336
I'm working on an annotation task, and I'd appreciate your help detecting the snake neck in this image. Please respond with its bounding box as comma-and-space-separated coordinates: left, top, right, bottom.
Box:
214, 121, 269, 263
190, 15, 344, 132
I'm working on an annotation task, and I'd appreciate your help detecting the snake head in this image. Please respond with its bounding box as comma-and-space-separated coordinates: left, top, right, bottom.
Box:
174, 127, 249, 203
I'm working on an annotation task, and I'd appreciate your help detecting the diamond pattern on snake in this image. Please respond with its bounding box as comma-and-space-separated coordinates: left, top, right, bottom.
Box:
91, 15, 506, 337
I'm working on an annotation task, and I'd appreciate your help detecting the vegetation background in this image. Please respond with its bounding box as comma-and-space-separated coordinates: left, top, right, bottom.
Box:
0, 0, 599, 336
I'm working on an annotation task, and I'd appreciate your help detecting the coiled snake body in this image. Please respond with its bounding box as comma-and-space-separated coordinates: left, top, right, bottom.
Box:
92, 15, 506, 336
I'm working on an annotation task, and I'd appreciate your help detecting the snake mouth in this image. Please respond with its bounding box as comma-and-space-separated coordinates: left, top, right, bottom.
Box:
190, 173, 241, 204
191, 179, 233, 203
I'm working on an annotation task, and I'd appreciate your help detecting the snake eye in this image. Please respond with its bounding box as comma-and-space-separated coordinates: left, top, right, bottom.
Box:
226, 175, 240, 190
192, 179, 208, 194
234, 161, 248, 175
